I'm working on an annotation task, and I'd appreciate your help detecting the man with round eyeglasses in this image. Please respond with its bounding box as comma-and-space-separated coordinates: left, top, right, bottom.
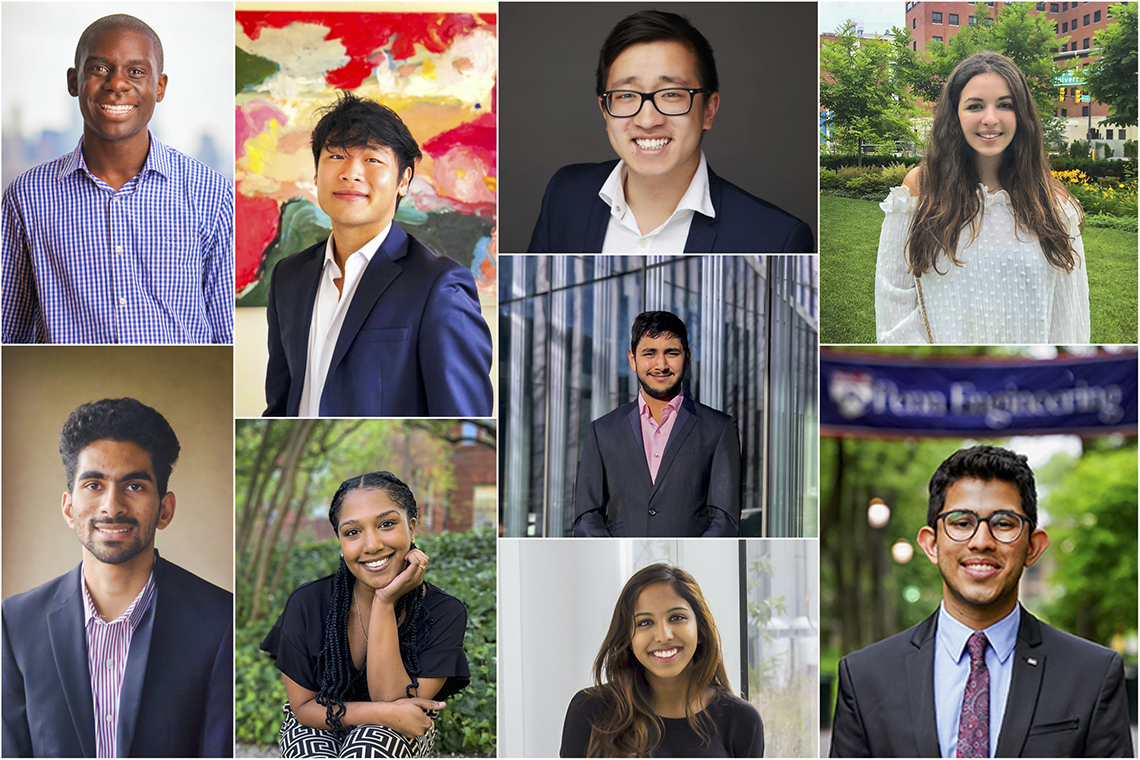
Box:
830, 445, 1132, 758
526, 10, 813, 254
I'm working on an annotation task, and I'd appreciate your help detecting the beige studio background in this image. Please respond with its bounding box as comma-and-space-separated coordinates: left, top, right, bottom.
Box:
2, 346, 234, 597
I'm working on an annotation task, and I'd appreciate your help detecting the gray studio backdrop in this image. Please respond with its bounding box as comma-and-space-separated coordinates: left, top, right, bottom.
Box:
499, 2, 819, 253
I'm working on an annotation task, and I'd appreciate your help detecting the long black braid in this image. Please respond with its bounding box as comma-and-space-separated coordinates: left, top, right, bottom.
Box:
314, 472, 436, 738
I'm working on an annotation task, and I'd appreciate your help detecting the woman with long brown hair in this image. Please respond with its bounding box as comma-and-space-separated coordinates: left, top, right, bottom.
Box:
560, 564, 763, 757
875, 52, 1089, 344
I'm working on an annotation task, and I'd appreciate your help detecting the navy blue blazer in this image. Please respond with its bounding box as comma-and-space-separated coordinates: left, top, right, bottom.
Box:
573, 395, 741, 537
527, 160, 814, 253
830, 607, 1134, 758
1, 553, 233, 758
264, 223, 494, 417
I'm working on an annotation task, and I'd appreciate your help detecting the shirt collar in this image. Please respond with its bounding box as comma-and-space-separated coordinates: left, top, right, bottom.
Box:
59, 131, 173, 182
937, 602, 1021, 665
82, 566, 157, 630
321, 222, 392, 279
637, 391, 685, 419
598, 150, 715, 225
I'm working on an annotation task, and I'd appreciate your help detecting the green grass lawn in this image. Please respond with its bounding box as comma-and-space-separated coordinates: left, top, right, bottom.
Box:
820, 195, 1138, 344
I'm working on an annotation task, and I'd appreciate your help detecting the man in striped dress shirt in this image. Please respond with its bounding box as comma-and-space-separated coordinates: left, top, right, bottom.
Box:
1, 398, 232, 757
0, 14, 233, 344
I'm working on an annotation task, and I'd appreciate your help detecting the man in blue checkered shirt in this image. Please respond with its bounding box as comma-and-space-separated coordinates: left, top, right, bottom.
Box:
0, 14, 233, 344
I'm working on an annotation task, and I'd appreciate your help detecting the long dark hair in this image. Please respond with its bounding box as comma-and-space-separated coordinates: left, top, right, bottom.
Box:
907, 52, 1081, 276
315, 472, 435, 737
586, 564, 731, 757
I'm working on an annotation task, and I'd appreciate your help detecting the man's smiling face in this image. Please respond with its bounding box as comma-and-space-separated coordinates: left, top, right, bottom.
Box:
599, 40, 718, 186
68, 26, 166, 146
918, 477, 1048, 628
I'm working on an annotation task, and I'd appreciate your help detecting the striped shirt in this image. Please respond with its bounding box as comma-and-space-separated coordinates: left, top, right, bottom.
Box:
1, 133, 234, 344
82, 571, 156, 759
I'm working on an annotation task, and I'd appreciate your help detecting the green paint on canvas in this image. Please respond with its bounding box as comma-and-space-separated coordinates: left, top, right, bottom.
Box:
236, 46, 279, 95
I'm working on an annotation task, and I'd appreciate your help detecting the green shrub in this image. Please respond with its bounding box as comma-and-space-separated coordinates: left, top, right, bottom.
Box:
820, 168, 844, 190
820, 155, 920, 170
1101, 142, 1115, 159
1124, 140, 1137, 159
1048, 157, 1132, 183
236, 527, 497, 755
880, 162, 912, 187
835, 164, 877, 180
1085, 213, 1139, 232
846, 173, 887, 196
1070, 139, 1090, 159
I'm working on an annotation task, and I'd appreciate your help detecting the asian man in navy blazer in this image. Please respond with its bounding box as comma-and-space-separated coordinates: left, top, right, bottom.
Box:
527, 10, 813, 254
264, 93, 493, 418
2, 398, 232, 758
574, 311, 741, 537
830, 446, 1133, 758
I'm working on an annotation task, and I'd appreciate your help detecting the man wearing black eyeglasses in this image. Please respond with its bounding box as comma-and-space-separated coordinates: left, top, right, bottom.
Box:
526, 10, 812, 254
830, 445, 1132, 758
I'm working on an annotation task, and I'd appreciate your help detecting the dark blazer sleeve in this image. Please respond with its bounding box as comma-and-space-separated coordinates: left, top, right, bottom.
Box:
527, 171, 557, 253
781, 221, 815, 253
572, 422, 612, 537
702, 417, 741, 537
264, 262, 292, 417
1084, 650, 1133, 758
202, 620, 234, 757
419, 265, 493, 417
1, 606, 32, 758
830, 657, 871, 758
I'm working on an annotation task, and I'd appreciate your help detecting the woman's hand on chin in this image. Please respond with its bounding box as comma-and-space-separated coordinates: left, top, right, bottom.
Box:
373, 547, 430, 606
382, 697, 445, 739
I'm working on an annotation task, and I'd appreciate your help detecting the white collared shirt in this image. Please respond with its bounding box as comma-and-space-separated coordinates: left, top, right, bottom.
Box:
598, 149, 715, 253
299, 224, 391, 417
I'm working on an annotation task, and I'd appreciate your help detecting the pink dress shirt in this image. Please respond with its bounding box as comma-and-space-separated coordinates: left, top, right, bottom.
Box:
639, 392, 684, 484
83, 570, 156, 758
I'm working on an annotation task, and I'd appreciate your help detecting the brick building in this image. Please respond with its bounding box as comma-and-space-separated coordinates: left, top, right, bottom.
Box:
904, 1, 1132, 148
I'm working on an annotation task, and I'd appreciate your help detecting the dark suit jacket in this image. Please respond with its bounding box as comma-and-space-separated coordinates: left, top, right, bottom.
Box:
573, 395, 741, 537
264, 223, 494, 417
830, 607, 1134, 758
1, 553, 233, 757
527, 160, 814, 253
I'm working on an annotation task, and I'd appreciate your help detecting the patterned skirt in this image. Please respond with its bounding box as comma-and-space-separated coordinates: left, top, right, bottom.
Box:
278, 703, 439, 758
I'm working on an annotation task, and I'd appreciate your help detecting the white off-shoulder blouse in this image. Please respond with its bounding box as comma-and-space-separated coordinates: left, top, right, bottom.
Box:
874, 185, 1090, 344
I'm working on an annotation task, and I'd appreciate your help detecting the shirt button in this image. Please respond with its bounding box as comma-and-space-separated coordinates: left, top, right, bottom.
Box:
638, 238, 648, 248
106, 658, 113, 667
649, 509, 658, 516
105, 714, 113, 722
114, 245, 123, 253
119, 297, 127, 306
654, 453, 660, 457
616, 204, 623, 213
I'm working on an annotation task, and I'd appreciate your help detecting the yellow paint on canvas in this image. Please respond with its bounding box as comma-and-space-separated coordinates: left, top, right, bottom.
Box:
245, 118, 282, 175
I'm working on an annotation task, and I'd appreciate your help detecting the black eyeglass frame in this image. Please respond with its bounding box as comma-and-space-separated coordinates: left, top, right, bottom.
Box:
600, 87, 712, 118
935, 509, 1033, 544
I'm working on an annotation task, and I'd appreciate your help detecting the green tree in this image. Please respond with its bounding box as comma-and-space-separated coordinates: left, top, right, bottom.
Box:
1040, 440, 1138, 645
820, 20, 919, 164
897, 2, 1068, 120
1084, 2, 1138, 127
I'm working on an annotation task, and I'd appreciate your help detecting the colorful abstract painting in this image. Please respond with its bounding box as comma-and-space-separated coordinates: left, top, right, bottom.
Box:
235, 10, 497, 307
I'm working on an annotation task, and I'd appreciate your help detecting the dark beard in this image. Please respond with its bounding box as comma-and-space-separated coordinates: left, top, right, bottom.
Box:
638, 372, 682, 401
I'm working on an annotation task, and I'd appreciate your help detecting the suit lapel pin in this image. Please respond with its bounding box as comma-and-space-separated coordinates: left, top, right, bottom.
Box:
1027, 657, 1038, 666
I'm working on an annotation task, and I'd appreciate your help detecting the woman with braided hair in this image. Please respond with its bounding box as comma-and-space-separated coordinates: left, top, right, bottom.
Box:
262, 472, 470, 758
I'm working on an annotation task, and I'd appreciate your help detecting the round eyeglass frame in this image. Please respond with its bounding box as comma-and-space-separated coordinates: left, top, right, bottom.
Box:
601, 87, 712, 118
935, 509, 1031, 544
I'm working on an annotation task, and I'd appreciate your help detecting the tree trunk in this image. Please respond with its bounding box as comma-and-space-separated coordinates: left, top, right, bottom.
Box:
236, 420, 276, 558
249, 419, 317, 623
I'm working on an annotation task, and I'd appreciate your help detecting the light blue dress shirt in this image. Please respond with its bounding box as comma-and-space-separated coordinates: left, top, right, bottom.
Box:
934, 602, 1021, 758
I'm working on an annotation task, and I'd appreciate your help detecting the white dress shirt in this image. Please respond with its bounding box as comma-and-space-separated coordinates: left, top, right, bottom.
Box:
598, 150, 715, 253
299, 224, 391, 417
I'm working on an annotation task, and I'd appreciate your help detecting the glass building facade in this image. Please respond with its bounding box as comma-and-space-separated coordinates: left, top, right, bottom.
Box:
500, 255, 819, 537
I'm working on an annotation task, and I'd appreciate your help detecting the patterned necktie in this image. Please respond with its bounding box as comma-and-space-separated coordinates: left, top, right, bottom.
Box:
956, 631, 991, 758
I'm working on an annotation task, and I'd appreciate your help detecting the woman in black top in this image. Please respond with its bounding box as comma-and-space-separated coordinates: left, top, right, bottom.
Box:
561, 563, 763, 758
261, 472, 469, 758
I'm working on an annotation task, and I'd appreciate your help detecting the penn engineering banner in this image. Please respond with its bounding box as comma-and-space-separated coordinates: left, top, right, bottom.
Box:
821, 352, 1138, 438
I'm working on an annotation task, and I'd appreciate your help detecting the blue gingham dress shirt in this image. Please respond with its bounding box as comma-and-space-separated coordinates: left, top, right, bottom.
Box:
1, 133, 234, 344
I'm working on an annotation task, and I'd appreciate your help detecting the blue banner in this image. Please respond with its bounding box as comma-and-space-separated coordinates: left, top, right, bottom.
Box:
822, 352, 1138, 438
